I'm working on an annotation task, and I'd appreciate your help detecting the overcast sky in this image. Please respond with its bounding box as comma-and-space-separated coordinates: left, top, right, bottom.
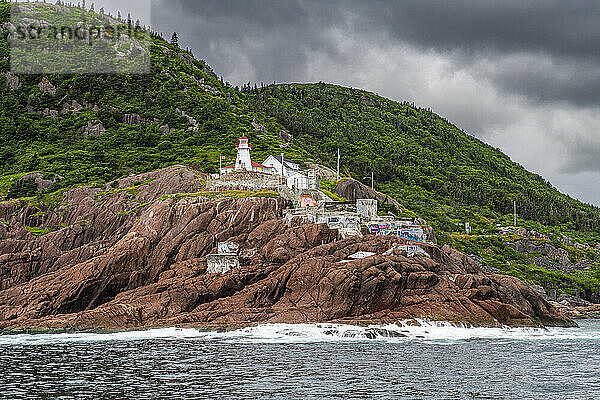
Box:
96, 0, 600, 205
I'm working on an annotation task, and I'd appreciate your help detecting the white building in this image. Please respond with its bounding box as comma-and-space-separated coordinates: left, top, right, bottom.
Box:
235, 136, 253, 171
218, 139, 318, 191
206, 242, 240, 274
287, 171, 310, 190
262, 155, 300, 178
221, 136, 274, 175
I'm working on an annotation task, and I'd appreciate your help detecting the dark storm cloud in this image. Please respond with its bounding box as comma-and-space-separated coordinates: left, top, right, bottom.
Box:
562, 140, 600, 174
151, 0, 348, 83
351, 0, 600, 62
143, 0, 600, 203
152, 0, 600, 106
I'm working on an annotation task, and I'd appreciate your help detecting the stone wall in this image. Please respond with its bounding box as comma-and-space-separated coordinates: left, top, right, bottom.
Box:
207, 172, 280, 191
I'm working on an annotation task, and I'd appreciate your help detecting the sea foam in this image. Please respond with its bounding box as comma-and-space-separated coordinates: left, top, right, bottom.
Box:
0, 320, 598, 346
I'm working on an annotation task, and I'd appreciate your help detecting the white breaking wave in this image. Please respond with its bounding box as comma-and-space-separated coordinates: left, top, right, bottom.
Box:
0, 320, 598, 346
197, 320, 600, 344
0, 327, 204, 346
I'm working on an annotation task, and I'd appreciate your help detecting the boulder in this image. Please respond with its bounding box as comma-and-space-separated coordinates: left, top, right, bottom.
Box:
21, 172, 57, 191
81, 121, 106, 136
3, 72, 21, 90
279, 129, 293, 145
336, 178, 403, 212
38, 76, 57, 96
252, 118, 267, 132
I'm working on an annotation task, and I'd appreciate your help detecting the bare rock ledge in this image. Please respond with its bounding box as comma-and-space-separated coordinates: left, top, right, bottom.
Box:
0, 166, 575, 331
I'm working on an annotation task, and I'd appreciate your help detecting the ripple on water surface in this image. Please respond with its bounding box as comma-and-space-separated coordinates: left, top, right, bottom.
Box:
1, 320, 599, 400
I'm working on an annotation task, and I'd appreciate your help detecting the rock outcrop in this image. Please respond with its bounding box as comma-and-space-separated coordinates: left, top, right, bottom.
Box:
122, 113, 159, 126
81, 121, 106, 136
38, 76, 57, 95
19, 172, 59, 192
505, 239, 571, 267
336, 178, 400, 208
3, 71, 21, 90
0, 166, 574, 331
279, 129, 294, 145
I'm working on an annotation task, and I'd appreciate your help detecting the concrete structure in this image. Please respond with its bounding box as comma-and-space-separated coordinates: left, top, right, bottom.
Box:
284, 196, 434, 243
357, 199, 377, 220
206, 242, 240, 274
349, 251, 376, 259
208, 171, 280, 191
339, 251, 377, 263
395, 245, 430, 258
284, 200, 371, 239
287, 171, 310, 191
368, 220, 427, 243
300, 193, 317, 208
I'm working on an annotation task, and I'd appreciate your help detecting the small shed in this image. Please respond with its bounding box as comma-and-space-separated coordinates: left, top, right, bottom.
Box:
207, 242, 240, 274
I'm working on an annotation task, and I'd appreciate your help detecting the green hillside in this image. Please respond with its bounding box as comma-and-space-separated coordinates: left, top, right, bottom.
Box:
244, 83, 600, 236
0, 1, 310, 194
1, 1, 600, 297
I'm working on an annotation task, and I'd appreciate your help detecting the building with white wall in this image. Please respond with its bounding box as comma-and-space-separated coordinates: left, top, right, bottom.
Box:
262, 155, 300, 178
207, 242, 240, 274
221, 137, 274, 175
235, 136, 253, 171
287, 171, 310, 190
219, 137, 319, 192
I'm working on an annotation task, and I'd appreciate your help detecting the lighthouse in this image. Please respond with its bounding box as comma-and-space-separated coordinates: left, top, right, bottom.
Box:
235, 136, 253, 171
220, 136, 275, 175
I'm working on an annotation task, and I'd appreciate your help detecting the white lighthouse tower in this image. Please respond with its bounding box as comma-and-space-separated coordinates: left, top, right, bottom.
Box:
235, 136, 253, 171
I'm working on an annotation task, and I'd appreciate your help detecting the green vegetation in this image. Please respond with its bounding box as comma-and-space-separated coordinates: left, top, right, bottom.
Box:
446, 234, 600, 296
24, 225, 51, 237
0, 1, 311, 195
319, 180, 346, 202
2, 2, 600, 294
244, 83, 600, 237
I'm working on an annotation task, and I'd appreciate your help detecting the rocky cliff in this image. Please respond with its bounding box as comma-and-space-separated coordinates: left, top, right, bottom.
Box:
0, 167, 574, 331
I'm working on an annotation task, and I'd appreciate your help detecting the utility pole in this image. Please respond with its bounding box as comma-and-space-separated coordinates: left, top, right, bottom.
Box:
371, 171, 374, 190
281, 152, 285, 185
514, 200, 517, 227
364, 172, 375, 191
337, 148, 340, 181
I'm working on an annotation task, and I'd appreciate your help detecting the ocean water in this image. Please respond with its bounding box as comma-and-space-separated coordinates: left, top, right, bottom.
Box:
1, 320, 599, 400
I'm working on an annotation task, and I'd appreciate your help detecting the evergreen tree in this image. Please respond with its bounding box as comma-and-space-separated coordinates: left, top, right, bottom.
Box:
170, 32, 178, 47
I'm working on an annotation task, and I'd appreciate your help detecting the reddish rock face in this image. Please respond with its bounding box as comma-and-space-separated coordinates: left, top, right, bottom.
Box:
0, 167, 574, 331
